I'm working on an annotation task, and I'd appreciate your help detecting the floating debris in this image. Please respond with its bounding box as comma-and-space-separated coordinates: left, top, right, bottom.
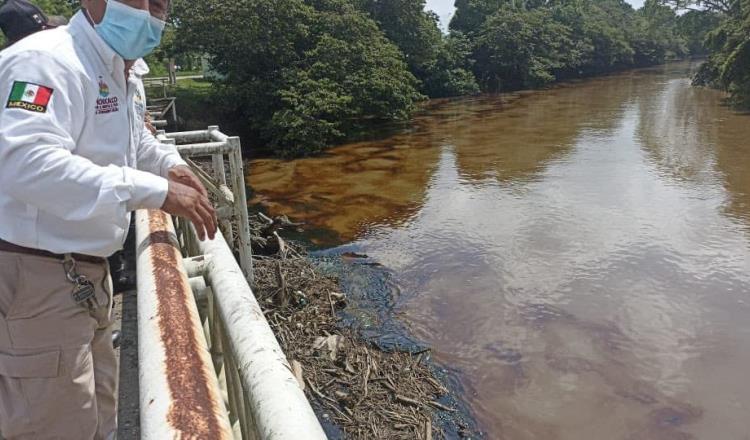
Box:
249, 213, 480, 439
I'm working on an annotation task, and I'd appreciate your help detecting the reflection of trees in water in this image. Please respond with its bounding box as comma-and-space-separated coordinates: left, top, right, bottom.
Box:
249, 68, 675, 245
636, 76, 750, 228
443, 75, 639, 184
713, 111, 750, 226
249, 131, 442, 245
636, 78, 720, 183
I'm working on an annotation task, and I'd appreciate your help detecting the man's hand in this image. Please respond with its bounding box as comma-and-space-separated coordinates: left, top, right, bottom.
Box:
168, 165, 208, 197
161, 179, 217, 241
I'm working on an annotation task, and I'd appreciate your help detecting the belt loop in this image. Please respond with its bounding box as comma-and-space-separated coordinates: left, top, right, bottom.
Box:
62, 254, 77, 283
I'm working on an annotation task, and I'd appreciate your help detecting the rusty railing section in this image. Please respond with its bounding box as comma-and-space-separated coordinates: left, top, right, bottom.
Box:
135, 126, 325, 439
135, 209, 233, 440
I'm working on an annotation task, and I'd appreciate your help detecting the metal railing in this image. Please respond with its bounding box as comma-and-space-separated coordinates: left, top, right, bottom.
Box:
143, 77, 170, 98
135, 126, 327, 439
148, 97, 178, 128
135, 210, 234, 439
156, 126, 253, 283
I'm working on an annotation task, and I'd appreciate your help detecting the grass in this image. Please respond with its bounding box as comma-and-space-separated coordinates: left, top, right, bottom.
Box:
144, 77, 252, 139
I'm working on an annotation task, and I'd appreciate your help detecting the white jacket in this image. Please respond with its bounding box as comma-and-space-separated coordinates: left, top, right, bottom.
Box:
0, 11, 186, 257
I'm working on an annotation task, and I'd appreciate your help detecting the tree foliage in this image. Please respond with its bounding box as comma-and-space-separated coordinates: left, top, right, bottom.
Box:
691, 0, 750, 107
454, 0, 695, 91
473, 6, 574, 91
353, 0, 480, 97
676, 10, 722, 55
173, 0, 422, 156
31, 0, 75, 17
167, 0, 719, 156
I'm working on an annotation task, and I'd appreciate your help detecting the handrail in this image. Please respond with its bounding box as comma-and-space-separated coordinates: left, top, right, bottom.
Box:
135, 209, 234, 439
135, 126, 326, 439
187, 222, 328, 440
156, 126, 253, 283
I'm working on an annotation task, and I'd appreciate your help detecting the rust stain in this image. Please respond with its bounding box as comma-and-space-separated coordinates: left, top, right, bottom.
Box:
146, 210, 227, 439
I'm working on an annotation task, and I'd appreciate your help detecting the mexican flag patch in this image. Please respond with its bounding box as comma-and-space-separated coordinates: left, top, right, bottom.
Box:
6, 81, 54, 113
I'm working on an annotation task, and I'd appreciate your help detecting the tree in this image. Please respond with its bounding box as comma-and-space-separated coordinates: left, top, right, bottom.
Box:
658, 0, 738, 15
465, 0, 693, 93
550, 0, 636, 75
633, 0, 687, 64
422, 32, 481, 97
173, 0, 421, 156
473, 6, 574, 91
676, 10, 721, 55
450, 0, 507, 35
692, 0, 750, 106
355, 0, 442, 77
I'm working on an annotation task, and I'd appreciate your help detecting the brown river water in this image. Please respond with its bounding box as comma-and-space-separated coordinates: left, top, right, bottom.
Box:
249, 62, 750, 439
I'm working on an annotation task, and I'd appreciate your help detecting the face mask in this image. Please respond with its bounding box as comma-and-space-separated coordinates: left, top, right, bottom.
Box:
93, 0, 166, 60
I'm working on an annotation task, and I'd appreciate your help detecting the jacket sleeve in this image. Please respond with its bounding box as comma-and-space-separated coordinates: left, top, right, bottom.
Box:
136, 126, 188, 177
0, 50, 168, 221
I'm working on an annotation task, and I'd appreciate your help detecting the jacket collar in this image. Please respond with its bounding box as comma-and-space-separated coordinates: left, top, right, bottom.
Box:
133, 58, 150, 77
69, 10, 122, 76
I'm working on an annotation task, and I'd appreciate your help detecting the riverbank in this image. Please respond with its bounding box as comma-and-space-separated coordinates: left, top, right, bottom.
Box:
249, 215, 479, 439
154, 60, 703, 161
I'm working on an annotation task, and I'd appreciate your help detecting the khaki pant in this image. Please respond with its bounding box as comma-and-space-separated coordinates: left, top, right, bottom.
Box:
0, 251, 117, 440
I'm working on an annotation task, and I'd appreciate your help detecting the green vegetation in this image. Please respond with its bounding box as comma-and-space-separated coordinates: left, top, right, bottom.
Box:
687, 0, 750, 108
30, 0, 74, 16
455, 0, 693, 91
2, 0, 725, 155
168, 0, 716, 156
172, 0, 425, 156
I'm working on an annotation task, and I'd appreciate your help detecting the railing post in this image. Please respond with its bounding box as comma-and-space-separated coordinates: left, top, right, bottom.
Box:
227, 135, 254, 284
208, 126, 235, 246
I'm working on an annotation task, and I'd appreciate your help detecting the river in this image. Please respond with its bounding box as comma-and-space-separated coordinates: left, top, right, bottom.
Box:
248, 62, 750, 439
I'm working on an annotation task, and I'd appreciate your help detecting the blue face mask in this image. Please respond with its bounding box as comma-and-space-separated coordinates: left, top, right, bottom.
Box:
93, 0, 166, 60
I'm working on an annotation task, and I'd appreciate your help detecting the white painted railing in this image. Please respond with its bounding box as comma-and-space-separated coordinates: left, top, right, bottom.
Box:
156, 126, 253, 283
136, 126, 326, 439
135, 210, 234, 439
147, 97, 177, 128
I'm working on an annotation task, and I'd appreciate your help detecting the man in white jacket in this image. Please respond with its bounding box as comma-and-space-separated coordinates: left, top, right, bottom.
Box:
0, 0, 217, 438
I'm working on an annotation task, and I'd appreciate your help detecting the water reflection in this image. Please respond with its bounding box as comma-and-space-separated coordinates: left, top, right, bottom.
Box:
249, 62, 750, 439
250, 133, 441, 244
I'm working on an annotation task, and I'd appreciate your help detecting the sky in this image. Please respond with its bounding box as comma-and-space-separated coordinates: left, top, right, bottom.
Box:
425, 0, 646, 31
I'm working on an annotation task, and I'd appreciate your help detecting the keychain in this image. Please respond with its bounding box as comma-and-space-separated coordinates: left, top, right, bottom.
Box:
63, 255, 97, 309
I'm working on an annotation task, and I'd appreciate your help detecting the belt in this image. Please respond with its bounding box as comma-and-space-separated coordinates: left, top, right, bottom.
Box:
0, 240, 106, 265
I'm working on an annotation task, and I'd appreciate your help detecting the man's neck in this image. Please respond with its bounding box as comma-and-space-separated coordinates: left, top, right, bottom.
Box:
123, 61, 135, 84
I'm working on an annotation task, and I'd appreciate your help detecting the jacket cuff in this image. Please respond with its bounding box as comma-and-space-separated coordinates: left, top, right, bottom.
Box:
124, 168, 169, 211
161, 153, 189, 178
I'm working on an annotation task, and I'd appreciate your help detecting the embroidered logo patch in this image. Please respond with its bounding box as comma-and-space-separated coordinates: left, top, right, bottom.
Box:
96, 95, 119, 115
98, 77, 110, 98
6, 81, 53, 113
134, 88, 145, 116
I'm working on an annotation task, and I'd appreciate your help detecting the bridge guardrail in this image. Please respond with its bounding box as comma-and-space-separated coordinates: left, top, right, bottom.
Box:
156, 126, 253, 283
136, 127, 327, 439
